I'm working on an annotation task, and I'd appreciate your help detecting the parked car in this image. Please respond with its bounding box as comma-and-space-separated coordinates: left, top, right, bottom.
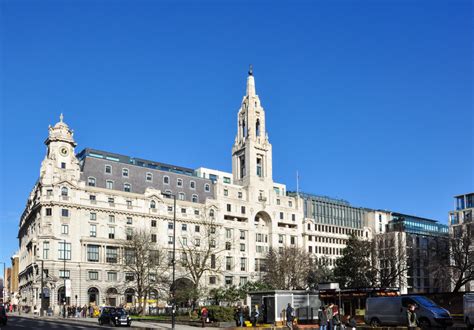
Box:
0, 305, 7, 326
98, 307, 132, 327
465, 293, 474, 330
364, 295, 453, 329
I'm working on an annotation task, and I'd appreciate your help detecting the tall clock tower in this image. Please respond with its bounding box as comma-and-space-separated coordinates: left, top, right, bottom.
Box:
39, 114, 81, 185
232, 67, 274, 191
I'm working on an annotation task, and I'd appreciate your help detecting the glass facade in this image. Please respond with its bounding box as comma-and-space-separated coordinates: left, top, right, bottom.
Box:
291, 192, 364, 229
388, 213, 448, 237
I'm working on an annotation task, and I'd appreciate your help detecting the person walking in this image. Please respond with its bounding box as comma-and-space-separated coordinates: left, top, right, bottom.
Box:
326, 303, 334, 330
200, 306, 208, 328
237, 305, 244, 327
286, 303, 294, 330
251, 305, 260, 327
318, 305, 328, 330
407, 304, 417, 330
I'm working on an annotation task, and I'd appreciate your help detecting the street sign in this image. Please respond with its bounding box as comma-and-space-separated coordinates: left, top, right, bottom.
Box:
65, 279, 71, 297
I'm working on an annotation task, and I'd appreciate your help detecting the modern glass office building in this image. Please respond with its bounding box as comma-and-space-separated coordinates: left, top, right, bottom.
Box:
388, 212, 449, 237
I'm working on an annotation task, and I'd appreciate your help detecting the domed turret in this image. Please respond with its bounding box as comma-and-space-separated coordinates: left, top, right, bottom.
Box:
45, 113, 77, 147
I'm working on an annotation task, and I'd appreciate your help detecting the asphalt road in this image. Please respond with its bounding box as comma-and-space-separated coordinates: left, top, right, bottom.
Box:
0, 314, 135, 329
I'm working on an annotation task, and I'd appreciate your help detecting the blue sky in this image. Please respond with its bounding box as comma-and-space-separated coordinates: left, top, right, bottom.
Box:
0, 0, 472, 266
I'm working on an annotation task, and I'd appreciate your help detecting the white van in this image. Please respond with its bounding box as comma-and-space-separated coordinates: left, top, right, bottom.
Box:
365, 295, 452, 329
465, 293, 474, 330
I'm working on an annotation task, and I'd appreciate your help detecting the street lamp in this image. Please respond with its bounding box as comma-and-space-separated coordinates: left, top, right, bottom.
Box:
162, 192, 176, 330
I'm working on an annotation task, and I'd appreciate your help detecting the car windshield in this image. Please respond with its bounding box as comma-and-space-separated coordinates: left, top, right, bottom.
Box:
115, 309, 127, 316
413, 296, 438, 307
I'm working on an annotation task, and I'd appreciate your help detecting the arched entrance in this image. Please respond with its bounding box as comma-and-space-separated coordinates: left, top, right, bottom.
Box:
106, 288, 119, 306
57, 286, 69, 305
88, 287, 99, 305
171, 278, 195, 307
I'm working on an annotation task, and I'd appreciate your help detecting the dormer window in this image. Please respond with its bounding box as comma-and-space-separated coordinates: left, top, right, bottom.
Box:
122, 168, 129, 177
61, 187, 68, 197
150, 200, 156, 209
88, 177, 96, 187
192, 194, 198, 203
105, 165, 112, 174
146, 173, 153, 182
190, 181, 196, 189
163, 176, 170, 185
124, 183, 131, 192
177, 178, 183, 187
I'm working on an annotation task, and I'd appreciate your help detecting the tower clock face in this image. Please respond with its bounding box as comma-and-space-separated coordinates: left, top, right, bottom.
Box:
60, 147, 69, 156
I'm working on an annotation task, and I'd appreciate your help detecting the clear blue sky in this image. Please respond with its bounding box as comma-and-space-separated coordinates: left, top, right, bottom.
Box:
0, 0, 472, 267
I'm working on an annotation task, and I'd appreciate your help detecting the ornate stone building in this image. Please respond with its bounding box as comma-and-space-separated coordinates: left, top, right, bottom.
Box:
17, 69, 307, 313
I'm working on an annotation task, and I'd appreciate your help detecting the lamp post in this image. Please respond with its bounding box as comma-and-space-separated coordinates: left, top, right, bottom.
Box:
39, 259, 44, 317
63, 239, 66, 318
162, 192, 176, 330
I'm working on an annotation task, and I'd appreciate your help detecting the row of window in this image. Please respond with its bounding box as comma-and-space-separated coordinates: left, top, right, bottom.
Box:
307, 223, 364, 236
101, 166, 211, 191
308, 245, 343, 256
308, 235, 347, 245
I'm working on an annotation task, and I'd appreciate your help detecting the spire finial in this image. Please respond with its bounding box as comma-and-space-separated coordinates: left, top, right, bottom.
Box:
248, 64, 253, 76
60, 113, 64, 123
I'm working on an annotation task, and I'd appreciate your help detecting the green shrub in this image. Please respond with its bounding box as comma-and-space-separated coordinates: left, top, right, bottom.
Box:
205, 305, 235, 322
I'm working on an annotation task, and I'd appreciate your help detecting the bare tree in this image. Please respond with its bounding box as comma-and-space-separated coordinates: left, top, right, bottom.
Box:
371, 233, 411, 288
431, 227, 474, 292
177, 212, 223, 306
263, 247, 312, 290
122, 229, 168, 315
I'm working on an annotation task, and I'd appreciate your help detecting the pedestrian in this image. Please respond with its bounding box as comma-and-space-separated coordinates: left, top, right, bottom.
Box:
346, 315, 357, 330
237, 305, 244, 326
251, 305, 260, 327
318, 305, 328, 330
332, 305, 341, 330
326, 303, 334, 330
286, 303, 294, 330
200, 306, 208, 328
407, 304, 417, 330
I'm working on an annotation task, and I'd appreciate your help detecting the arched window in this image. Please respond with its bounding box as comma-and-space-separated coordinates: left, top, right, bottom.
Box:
256, 119, 260, 137
190, 181, 196, 189
87, 177, 96, 187
122, 168, 129, 177
150, 200, 156, 209
125, 288, 135, 304
88, 287, 99, 304
163, 176, 170, 184
204, 184, 210, 192
124, 183, 131, 192
209, 209, 215, 217
61, 187, 68, 197
178, 192, 185, 201
192, 194, 198, 203
177, 178, 183, 187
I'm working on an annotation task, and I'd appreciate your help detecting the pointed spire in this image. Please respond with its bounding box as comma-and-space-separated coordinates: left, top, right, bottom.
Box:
246, 65, 256, 97
60, 113, 64, 123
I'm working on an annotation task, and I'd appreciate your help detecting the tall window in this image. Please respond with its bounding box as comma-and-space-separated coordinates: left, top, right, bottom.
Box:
256, 119, 260, 136
240, 257, 247, 271
163, 176, 170, 184
106, 180, 113, 189
105, 165, 112, 174
204, 184, 210, 192
178, 192, 185, 201
177, 178, 183, 187
150, 200, 156, 209
109, 215, 115, 223
192, 194, 198, 203
61, 187, 68, 197
88, 177, 96, 187
108, 227, 115, 239
61, 224, 69, 235
122, 168, 129, 177
90, 224, 97, 237
226, 257, 233, 271
256, 157, 262, 177
190, 181, 195, 189
239, 155, 245, 178
90, 212, 97, 221
43, 241, 49, 259
87, 245, 100, 262
59, 242, 71, 260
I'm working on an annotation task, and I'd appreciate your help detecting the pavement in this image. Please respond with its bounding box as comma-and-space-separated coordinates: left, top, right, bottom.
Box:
1, 313, 469, 329
1, 312, 223, 329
